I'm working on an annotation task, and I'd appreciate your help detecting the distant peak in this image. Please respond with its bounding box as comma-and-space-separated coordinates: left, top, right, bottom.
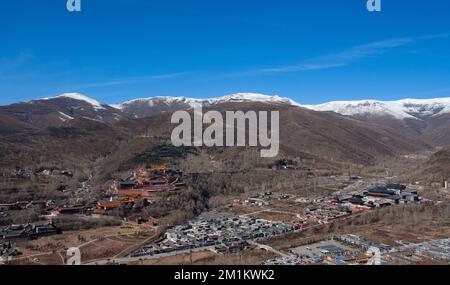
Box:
305, 98, 450, 119
43, 93, 106, 110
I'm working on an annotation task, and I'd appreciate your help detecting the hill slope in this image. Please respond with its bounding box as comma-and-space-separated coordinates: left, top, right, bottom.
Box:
0, 93, 124, 133
304, 98, 450, 146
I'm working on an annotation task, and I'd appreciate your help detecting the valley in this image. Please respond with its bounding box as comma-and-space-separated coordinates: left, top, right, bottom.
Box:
0, 93, 449, 265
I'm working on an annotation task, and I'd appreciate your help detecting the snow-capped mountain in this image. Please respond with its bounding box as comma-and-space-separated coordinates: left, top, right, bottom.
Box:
5, 92, 450, 122
117, 93, 450, 121
117, 93, 301, 109
0, 93, 124, 131
43, 93, 108, 111
304, 98, 450, 120
0, 92, 303, 132
36, 93, 123, 123
3, 92, 450, 138
117, 93, 301, 118
203, 93, 301, 107
303, 98, 450, 146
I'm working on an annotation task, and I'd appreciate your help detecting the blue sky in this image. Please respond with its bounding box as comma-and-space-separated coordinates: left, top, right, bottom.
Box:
0, 0, 450, 105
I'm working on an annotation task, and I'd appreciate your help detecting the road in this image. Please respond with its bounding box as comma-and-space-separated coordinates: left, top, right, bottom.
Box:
84, 246, 216, 265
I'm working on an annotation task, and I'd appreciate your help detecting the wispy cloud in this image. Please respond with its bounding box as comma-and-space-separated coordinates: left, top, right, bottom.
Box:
229, 33, 449, 76
75, 72, 192, 89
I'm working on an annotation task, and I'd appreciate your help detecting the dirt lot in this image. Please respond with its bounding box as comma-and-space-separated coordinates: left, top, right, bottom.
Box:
251, 210, 298, 223
129, 250, 218, 265
204, 248, 278, 265
129, 248, 277, 265
231, 196, 308, 220
8, 225, 156, 265
351, 222, 450, 245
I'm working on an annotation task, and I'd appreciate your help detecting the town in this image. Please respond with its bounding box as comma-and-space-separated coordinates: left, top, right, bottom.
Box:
131, 212, 298, 258
73, 167, 448, 265
0, 161, 449, 265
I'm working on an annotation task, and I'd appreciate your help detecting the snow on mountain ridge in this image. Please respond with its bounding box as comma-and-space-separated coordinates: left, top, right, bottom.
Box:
118, 93, 302, 109
209, 93, 302, 106
119, 96, 205, 109
305, 98, 450, 120
37, 93, 450, 120
43, 93, 106, 111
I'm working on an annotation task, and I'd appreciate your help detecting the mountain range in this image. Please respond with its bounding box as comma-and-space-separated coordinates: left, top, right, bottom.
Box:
305, 98, 450, 119
5, 92, 450, 122
2, 92, 450, 145
118, 94, 450, 146
2, 92, 450, 190
304, 98, 450, 146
